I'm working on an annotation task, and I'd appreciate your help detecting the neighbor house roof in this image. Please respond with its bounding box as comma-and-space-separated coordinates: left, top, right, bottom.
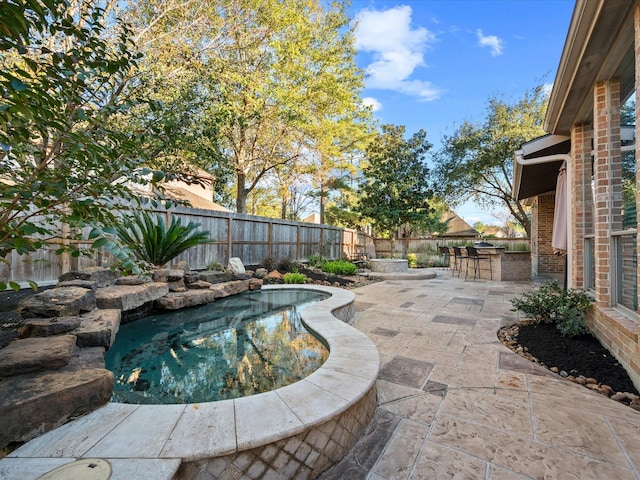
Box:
439, 210, 479, 237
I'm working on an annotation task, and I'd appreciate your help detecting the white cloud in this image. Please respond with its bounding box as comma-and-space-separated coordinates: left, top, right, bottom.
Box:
362, 97, 382, 112
354, 5, 442, 102
477, 29, 504, 56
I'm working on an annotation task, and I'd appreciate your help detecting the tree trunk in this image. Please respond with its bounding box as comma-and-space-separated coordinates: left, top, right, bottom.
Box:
236, 172, 247, 214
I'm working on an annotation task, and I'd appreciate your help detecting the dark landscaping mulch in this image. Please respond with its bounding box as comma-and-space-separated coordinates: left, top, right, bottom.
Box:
516, 321, 638, 395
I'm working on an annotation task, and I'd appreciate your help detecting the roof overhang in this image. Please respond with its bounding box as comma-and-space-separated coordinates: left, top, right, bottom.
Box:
545, 0, 636, 135
513, 134, 571, 201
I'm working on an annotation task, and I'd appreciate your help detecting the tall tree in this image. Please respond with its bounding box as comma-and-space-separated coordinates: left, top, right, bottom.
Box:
357, 125, 444, 245
432, 84, 549, 237
205, 0, 371, 213
0, 0, 159, 268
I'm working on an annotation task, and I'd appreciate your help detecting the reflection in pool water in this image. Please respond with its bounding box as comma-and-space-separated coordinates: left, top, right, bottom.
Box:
104, 289, 329, 404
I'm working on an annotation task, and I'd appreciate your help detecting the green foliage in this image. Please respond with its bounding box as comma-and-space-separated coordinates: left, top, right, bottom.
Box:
107, 212, 210, 268
321, 259, 357, 276
407, 253, 418, 268
307, 255, 327, 268
433, 84, 550, 237
357, 125, 444, 239
0, 0, 169, 265
510, 281, 592, 337
282, 270, 307, 284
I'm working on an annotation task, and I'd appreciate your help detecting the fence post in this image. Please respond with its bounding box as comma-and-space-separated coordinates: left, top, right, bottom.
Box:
226, 217, 232, 265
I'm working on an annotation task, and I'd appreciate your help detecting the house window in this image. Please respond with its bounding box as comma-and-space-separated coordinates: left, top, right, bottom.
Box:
613, 96, 637, 317
584, 235, 595, 291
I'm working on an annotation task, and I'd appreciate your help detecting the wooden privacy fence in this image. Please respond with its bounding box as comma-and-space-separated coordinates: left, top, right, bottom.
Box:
1, 206, 375, 287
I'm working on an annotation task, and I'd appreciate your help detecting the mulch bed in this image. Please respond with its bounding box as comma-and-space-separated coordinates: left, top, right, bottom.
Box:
500, 321, 639, 407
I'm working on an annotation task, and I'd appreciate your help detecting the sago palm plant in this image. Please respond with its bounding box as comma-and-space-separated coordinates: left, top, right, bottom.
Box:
113, 212, 211, 267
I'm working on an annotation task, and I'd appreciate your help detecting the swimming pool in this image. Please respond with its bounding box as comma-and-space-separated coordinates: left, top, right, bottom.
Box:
104, 289, 330, 404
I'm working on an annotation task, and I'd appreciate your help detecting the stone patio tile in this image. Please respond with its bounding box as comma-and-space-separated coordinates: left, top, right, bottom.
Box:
429, 414, 637, 480
161, 400, 236, 460
376, 379, 422, 405
372, 420, 427, 480
85, 404, 185, 458
488, 465, 536, 479
498, 351, 555, 377
432, 315, 476, 327
9, 403, 138, 458
606, 416, 640, 468
412, 441, 488, 479
429, 365, 496, 389
532, 402, 630, 465
495, 370, 528, 391
379, 356, 434, 389
379, 390, 442, 426
440, 388, 533, 438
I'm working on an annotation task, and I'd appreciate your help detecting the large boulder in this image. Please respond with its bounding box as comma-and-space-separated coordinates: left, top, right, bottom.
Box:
227, 257, 246, 274
155, 290, 218, 310
152, 268, 184, 283
0, 368, 113, 451
0, 335, 76, 377
199, 270, 232, 284
73, 309, 121, 349
94, 283, 169, 311
17, 287, 96, 319
58, 267, 119, 288
18, 316, 83, 338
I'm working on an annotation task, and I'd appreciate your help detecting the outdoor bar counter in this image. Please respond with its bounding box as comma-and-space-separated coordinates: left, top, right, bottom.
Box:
471, 246, 531, 281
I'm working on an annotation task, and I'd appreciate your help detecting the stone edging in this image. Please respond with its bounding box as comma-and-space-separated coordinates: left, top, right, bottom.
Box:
2, 285, 380, 480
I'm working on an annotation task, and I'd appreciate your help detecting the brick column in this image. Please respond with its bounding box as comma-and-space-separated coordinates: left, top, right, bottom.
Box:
593, 79, 622, 306
570, 123, 594, 289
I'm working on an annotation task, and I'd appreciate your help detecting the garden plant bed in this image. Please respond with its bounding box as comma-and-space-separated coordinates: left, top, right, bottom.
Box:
500, 321, 640, 408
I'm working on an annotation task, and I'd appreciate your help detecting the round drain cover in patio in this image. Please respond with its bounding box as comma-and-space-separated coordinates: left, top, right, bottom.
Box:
37, 458, 111, 480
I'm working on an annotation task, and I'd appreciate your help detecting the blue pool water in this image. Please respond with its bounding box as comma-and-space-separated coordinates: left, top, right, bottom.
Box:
104, 289, 330, 404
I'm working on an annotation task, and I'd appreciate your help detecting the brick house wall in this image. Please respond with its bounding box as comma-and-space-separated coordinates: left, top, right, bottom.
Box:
530, 194, 566, 279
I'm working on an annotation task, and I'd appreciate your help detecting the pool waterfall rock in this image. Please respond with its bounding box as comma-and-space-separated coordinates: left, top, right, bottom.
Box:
0, 265, 262, 452
2, 279, 380, 480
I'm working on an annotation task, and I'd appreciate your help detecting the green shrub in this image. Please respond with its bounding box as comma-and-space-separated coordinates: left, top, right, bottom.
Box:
321, 259, 357, 276
510, 281, 591, 337
307, 254, 326, 268
407, 253, 417, 268
111, 212, 210, 267
283, 271, 307, 284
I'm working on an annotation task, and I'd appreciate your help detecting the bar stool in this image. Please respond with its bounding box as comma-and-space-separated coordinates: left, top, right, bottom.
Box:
465, 246, 492, 280
438, 246, 450, 269
451, 246, 468, 277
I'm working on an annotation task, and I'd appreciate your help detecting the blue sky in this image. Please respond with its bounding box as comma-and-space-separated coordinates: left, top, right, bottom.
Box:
349, 0, 575, 226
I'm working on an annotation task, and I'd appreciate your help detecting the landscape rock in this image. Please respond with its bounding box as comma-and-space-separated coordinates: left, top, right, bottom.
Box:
199, 270, 232, 284
0, 368, 113, 450
183, 272, 201, 285
155, 290, 218, 310
152, 268, 184, 283
168, 279, 186, 292
187, 280, 213, 290
73, 309, 121, 348
0, 335, 76, 377
18, 316, 82, 338
58, 267, 119, 288
94, 283, 169, 311
227, 257, 246, 274
116, 276, 148, 286
56, 280, 98, 291
266, 270, 283, 280
209, 279, 252, 299
17, 287, 96, 319
173, 261, 190, 273
0, 328, 18, 349
249, 278, 263, 290
254, 268, 268, 279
